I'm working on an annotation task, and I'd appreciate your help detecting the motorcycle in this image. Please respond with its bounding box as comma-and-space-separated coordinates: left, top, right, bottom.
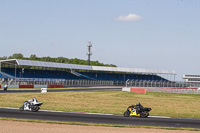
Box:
19, 98, 43, 112
124, 105, 152, 118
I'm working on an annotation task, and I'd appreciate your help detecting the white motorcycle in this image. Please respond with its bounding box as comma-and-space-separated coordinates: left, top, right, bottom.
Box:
19, 97, 43, 112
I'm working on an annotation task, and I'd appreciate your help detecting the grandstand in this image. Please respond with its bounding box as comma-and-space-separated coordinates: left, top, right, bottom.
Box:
183, 74, 200, 83
0, 59, 176, 82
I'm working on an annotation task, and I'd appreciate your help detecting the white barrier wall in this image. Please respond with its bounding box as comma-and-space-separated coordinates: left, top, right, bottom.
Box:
1, 85, 19, 88
122, 87, 131, 92
7, 85, 19, 88
1, 85, 49, 88
34, 85, 47, 88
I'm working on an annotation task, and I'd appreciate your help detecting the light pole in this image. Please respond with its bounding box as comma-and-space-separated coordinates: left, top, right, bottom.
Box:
86, 42, 92, 66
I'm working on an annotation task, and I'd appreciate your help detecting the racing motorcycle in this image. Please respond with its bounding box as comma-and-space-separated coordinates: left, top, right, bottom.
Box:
124, 104, 152, 118
19, 97, 43, 112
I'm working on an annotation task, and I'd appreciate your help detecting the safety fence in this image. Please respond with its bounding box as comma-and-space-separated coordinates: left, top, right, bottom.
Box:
145, 87, 200, 94
0, 78, 123, 87
125, 80, 200, 88
1, 78, 200, 88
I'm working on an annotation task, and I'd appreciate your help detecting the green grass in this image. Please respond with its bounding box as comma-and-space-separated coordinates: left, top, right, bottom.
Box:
1, 117, 200, 131
0, 91, 200, 118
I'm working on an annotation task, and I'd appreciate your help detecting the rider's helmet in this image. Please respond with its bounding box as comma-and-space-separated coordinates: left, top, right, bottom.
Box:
136, 102, 141, 106
33, 97, 38, 102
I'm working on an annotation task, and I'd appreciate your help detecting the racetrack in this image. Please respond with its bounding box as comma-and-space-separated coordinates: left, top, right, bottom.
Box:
0, 107, 200, 129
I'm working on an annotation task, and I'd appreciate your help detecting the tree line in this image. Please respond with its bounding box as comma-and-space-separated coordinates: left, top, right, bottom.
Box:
0, 53, 117, 67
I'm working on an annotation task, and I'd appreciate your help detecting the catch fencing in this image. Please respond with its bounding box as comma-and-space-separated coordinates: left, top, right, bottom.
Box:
1, 78, 200, 94
1, 78, 200, 88
125, 80, 200, 88
0, 78, 124, 87
144, 87, 200, 94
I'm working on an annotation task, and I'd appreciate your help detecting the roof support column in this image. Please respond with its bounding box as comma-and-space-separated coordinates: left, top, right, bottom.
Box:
15, 63, 17, 84
174, 74, 176, 82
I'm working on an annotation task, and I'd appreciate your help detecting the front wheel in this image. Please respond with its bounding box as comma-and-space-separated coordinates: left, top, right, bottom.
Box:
140, 111, 149, 118
124, 111, 130, 117
31, 105, 39, 112
19, 105, 24, 111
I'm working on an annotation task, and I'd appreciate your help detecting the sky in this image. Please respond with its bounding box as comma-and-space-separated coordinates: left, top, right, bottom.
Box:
0, 0, 200, 81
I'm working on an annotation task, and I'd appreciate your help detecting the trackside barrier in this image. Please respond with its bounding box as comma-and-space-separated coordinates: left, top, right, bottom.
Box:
0, 85, 63, 88
7, 85, 19, 88
144, 87, 200, 94
160, 87, 198, 90
47, 85, 64, 88
19, 85, 34, 88
122, 87, 147, 94
34, 85, 47, 88
122, 87, 131, 92
130, 88, 146, 94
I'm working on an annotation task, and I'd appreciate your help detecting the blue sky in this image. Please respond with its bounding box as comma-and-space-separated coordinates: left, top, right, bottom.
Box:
0, 0, 200, 80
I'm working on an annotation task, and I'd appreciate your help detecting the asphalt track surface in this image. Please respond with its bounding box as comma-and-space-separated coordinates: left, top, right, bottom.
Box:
0, 88, 121, 93
0, 108, 200, 129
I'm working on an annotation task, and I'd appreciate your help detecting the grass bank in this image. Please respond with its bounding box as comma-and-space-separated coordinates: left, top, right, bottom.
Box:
0, 91, 200, 118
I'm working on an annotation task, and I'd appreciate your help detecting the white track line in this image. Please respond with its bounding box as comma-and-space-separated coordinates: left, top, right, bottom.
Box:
149, 116, 171, 119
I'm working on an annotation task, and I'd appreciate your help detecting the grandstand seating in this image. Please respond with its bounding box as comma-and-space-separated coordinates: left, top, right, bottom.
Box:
0, 67, 168, 81
80, 71, 167, 81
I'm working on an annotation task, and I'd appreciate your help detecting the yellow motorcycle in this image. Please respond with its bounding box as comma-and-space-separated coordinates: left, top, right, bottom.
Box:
124, 105, 152, 118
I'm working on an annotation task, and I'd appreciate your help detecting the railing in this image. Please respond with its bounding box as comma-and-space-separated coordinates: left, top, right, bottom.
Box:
0, 78, 200, 88
125, 80, 200, 88
0, 72, 15, 78
0, 78, 121, 86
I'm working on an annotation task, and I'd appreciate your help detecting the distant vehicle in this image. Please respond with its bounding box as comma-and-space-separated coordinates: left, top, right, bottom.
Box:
19, 97, 43, 112
4, 85, 8, 91
124, 103, 152, 118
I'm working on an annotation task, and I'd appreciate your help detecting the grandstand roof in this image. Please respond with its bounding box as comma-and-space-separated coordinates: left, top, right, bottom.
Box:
0, 59, 176, 75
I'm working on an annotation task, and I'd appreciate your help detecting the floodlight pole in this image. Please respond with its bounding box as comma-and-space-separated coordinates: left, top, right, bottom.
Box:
86, 42, 92, 66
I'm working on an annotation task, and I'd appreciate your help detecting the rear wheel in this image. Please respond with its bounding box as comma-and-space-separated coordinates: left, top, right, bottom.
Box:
124, 111, 130, 117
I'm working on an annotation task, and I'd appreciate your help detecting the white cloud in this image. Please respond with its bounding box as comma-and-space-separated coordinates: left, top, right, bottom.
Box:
116, 14, 142, 21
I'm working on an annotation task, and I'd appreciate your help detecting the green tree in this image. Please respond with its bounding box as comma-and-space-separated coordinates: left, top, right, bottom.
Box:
9, 53, 23, 59
30, 54, 37, 60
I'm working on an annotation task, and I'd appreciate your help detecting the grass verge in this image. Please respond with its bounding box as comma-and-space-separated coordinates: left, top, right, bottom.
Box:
0, 117, 199, 131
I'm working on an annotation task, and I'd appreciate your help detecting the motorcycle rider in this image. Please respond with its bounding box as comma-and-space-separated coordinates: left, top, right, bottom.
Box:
127, 105, 135, 113
4, 84, 8, 91
28, 97, 38, 104
135, 102, 144, 114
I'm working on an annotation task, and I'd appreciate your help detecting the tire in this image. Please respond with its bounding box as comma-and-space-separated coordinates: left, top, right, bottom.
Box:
140, 111, 149, 118
146, 113, 149, 117
19, 105, 24, 111
124, 111, 130, 117
31, 105, 39, 112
